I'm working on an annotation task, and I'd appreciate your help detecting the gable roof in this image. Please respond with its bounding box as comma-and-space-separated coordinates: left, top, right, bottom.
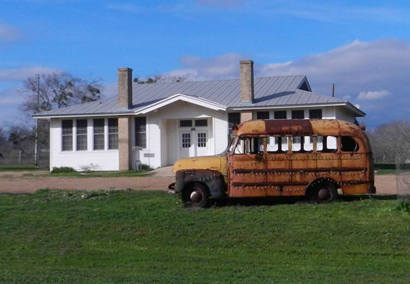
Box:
33, 75, 364, 118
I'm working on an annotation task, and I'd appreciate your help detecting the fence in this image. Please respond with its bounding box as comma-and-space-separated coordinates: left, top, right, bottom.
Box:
0, 148, 49, 169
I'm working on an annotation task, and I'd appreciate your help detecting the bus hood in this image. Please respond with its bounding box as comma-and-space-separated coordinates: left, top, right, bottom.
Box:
173, 155, 227, 175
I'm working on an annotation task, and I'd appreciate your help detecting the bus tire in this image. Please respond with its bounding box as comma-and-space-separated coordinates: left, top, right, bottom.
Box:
308, 180, 338, 203
181, 182, 210, 208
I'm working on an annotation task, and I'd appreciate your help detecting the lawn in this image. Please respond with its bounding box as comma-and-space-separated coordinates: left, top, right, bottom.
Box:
0, 190, 409, 283
0, 164, 40, 171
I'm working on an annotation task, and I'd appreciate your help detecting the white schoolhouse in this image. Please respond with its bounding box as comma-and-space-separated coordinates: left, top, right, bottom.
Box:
34, 60, 365, 171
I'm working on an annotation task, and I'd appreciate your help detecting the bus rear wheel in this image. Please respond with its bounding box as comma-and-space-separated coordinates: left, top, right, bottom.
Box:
182, 182, 210, 208
309, 181, 338, 203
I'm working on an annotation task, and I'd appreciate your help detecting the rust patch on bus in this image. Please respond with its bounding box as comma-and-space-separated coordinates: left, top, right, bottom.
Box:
265, 119, 313, 136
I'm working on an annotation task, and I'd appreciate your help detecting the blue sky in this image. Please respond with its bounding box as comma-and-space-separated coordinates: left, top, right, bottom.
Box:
1, 0, 410, 128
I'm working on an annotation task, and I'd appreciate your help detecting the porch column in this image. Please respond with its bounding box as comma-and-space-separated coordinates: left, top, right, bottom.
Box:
240, 111, 253, 122
118, 116, 132, 171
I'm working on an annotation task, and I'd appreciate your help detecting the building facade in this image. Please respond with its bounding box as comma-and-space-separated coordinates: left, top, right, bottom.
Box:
34, 60, 365, 171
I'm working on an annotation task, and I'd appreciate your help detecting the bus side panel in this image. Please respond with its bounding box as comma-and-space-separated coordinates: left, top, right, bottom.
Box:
228, 154, 272, 197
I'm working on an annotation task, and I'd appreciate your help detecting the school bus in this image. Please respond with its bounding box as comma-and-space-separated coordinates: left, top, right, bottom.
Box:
169, 119, 376, 207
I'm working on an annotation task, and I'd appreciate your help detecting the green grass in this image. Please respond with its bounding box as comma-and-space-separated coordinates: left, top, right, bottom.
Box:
375, 169, 410, 175
0, 190, 409, 283
0, 164, 40, 171
23, 170, 152, 178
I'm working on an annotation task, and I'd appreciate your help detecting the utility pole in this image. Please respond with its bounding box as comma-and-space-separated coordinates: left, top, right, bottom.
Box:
34, 74, 40, 167
331, 83, 335, 97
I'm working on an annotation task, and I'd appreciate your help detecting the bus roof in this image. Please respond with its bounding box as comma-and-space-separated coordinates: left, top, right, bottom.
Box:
235, 119, 364, 137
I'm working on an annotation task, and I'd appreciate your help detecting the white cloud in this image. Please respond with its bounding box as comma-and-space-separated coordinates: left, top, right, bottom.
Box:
0, 24, 21, 42
167, 53, 244, 80
168, 39, 410, 126
358, 90, 391, 100
0, 66, 60, 82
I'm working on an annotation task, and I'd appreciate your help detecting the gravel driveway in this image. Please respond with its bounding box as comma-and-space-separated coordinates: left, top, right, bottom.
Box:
0, 170, 399, 195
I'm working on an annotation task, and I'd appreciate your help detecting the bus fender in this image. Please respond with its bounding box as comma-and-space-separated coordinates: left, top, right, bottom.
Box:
175, 170, 227, 199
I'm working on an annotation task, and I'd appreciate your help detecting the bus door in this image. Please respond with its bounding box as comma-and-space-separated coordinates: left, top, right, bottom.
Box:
228, 136, 266, 198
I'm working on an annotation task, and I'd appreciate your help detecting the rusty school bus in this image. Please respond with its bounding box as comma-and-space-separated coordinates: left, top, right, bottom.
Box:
170, 119, 376, 207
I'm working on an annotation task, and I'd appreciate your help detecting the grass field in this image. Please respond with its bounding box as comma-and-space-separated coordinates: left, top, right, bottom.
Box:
0, 164, 40, 171
0, 190, 409, 283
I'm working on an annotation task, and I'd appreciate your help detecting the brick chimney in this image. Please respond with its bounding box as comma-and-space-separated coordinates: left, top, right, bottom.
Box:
240, 60, 254, 102
118, 67, 133, 108
117, 67, 132, 171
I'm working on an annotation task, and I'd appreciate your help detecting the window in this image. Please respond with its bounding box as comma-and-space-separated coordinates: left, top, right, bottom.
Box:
197, 132, 207, 147
281, 136, 289, 152
62, 120, 73, 151
228, 113, 240, 128
228, 113, 241, 139
316, 136, 337, 152
309, 109, 322, 119
195, 119, 208, 127
317, 136, 323, 151
292, 136, 302, 152
274, 111, 287, 119
180, 120, 192, 127
76, 120, 87, 151
256, 111, 270, 120
267, 136, 279, 153
135, 117, 147, 148
292, 110, 305, 119
182, 133, 191, 148
234, 137, 264, 155
326, 136, 337, 152
303, 136, 314, 152
108, 118, 118, 149
93, 119, 105, 150
341, 136, 359, 152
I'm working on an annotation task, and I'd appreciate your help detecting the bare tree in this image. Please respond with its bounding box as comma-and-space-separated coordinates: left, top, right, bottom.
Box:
133, 75, 185, 84
21, 72, 102, 114
368, 120, 410, 164
17, 72, 102, 167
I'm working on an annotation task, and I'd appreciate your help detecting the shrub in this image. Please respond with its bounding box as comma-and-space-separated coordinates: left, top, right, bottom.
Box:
51, 167, 77, 174
139, 164, 152, 171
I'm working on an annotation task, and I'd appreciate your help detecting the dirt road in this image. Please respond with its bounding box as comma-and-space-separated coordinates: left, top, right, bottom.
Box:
0, 170, 400, 195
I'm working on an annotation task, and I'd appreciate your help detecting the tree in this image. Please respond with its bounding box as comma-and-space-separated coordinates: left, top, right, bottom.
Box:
368, 120, 410, 164
133, 75, 185, 84
21, 72, 102, 114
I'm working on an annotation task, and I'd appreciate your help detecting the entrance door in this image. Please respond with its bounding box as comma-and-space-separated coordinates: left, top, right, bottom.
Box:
179, 130, 195, 159
178, 119, 210, 159
195, 130, 209, 156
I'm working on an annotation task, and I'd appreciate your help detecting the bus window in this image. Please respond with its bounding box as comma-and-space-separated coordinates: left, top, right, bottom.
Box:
281, 136, 289, 152
326, 136, 337, 152
267, 136, 279, 153
316, 136, 323, 152
304, 136, 313, 152
234, 137, 264, 155
292, 136, 302, 152
341, 136, 359, 152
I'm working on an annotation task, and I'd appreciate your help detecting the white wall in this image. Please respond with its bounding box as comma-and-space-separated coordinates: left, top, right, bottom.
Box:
335, 108, 356, 123
135, 101, 228, 168
50, 118, 119, 171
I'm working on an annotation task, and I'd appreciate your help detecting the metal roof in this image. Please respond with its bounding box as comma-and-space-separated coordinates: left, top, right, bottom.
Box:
34, 75, 357, 117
